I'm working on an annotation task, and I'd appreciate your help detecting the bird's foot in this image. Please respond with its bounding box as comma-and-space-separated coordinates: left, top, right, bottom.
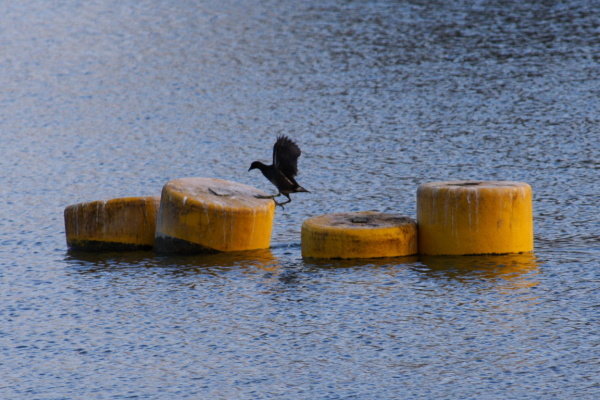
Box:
274, 199, 291, 209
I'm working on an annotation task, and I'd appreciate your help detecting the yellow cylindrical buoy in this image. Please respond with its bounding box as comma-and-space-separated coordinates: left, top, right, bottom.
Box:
301, 211, 418, 259
64, 196, 161, 251
154, 177, 275, 253
417, 181, 533, 255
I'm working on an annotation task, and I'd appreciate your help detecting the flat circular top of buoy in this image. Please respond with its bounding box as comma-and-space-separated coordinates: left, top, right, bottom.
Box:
419, 181, 530, 189
165, 177, 273, 208
305, 211, 415, 230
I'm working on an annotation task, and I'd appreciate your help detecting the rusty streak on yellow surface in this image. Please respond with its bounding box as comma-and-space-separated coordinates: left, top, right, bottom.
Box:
64, 196, 160, 250
417, 181, 533, 255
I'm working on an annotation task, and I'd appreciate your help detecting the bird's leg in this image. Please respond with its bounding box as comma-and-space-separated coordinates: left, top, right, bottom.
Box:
255, 192, 281, 200
274, 194, 291, 209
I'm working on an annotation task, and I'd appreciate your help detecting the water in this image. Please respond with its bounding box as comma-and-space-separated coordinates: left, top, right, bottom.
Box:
1, 0, 599, 398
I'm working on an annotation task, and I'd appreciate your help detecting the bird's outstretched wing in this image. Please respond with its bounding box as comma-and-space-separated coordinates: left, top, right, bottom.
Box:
273, 135, 301, 178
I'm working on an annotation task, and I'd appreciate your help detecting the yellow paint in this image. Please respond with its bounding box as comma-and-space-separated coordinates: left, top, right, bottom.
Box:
417, 181, 533, 255
64, 196, 160, 250
301, 211, 418, 259
155, 177, 275, 253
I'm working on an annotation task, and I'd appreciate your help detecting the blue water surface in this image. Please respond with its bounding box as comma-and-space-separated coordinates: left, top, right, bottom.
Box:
1, 0, 599, 398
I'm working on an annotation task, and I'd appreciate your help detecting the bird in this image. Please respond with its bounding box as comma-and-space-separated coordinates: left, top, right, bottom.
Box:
248, 135, 309, 208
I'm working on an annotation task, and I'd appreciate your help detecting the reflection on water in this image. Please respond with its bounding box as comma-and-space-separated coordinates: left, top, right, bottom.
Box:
304, 254, 419, 270
67, 247, 281, 275
418, 252, 540, 289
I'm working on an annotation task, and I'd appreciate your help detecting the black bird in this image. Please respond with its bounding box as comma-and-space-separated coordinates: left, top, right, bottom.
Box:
248, 135, 309, 208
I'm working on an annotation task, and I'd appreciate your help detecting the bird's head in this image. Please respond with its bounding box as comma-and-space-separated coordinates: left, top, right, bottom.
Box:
248, 161, 264, 172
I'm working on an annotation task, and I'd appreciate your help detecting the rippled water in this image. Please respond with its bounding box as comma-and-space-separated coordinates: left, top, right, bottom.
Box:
1, 0, 599, 398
